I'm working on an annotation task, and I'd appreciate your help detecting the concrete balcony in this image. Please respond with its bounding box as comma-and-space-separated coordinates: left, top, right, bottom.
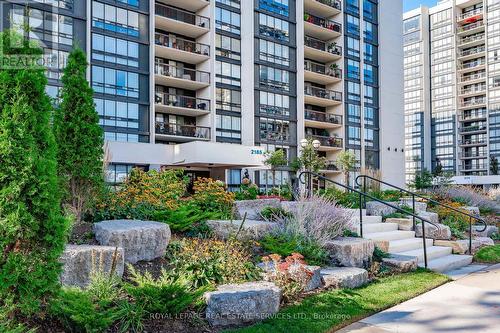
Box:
155, 3, 210, 38
457, 46, 485, 61
459, 163, 488, 172
458, 124, 487, 135
458, 111, 487, 122
304, 85, 342, 106
458, 60, 486, 73
304, 110, 342, 129
457, 8, 483, 24
304, 36, 342, 63
457, 33, 484, 48
458, 85, 486, 97
457, 21, 484, 36
308, 135, 343, 151
304, 60, 342, 85
320, 160, 341, 173
458, 98, 487, 110
155, 122, 210, 142
304, 13, 342, 40
155, 93, 210, 117
304, 0, 342, 18
458, 72, 486, 85
155, 62, 210, 90
458, 151, 488, 160
155, 33, 210, 65
458, 138, 487, 147
157, 0, 209, 12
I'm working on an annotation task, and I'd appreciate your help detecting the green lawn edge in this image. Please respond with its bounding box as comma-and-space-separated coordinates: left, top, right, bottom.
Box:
226, 268, 450, 333
474, 245, 500, 263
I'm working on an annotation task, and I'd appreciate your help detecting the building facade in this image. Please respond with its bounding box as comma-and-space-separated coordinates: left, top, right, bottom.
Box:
404, 0, 500, 186
1, 0, 404, 189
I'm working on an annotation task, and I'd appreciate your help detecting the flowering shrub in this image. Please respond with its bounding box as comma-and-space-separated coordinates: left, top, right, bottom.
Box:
167, 238, 261, 288
261, 253, 314, 302
436, 186, 497, 212
429, 200, 471, 239
192, 178, 235, 218
235, 183, 259, 200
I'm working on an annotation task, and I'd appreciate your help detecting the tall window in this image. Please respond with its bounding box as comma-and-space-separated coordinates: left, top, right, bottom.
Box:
215, 7, 241, 35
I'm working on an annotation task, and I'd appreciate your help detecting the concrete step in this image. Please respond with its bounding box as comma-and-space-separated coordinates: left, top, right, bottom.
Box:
351, 215, 383, 224
397, 246, 452, 263
364, 230, 415, 241
419, 254, 473, 273
356, 222, 399, 234
388, 238, 434, 253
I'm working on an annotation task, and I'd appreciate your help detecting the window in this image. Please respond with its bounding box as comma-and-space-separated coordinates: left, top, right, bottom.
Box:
347, 81, 361, 101
364, 85, 378, 105
95, 98, 139, 129
347, 59, 360, 80
92, 1, 139, 37
259, 39, 290, 66
216, 88, 241, 112
216, 34, 241, 60
346, 15, 360, 35
259, 0, 289, 17
216, 114, 242, 139
216, 7, 241, 35
259, 13, 289, 42
106, 164, 136, 183
404, 16, 420, 34
364, 43, 376, 63
348, 126, 361, 146
347, 37, 360, 58
364, 64, 376, 84
347, 103, 361, 124
363, 0, 377, 21
92, 33, 139, 67
33, 0, 74, 10
92, 66, 140, 98
364, 21, 376, 42
216, 61, 241, 86
259, 117, 290, 142
259, 65, 290, 91
260, 91, 290, 117
216, 0, 241, 9
346, 0, 359, 14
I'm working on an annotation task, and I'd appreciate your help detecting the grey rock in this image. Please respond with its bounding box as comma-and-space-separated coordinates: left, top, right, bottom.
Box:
94, 220, 170, 264
463, 206, 480, 216
234, 199, 281, 220
366, 201, 396, 216
399, 199, 427, 213
321, 267, 368, 289
258, 262, 323, 291
417, 211, 440, 224
204, 282, 281, 328
60, 245, 124, 288
473, 225, 498, 237
324, 237, 375, 268
434, 240, 471, 255
474, 237, 494, 248
382, 254, 418, 273
415, 223, 451, 240
386, 218, 414, 231
207, 219, 277, 240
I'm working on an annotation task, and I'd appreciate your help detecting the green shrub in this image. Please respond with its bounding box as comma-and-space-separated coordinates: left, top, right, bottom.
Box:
260, 206, 292, 221
259, 233, 329, 266
125, 266, 204, 315
342, 229, 359, 237
441, 215, 468, 239
321, 188, 361, 208
373, 246, 390, 262
383, 212, 409, 220
0, 30, 70, 319
151, 202, 220, 232
192, 178, 235, 218
235, 183, 260, 200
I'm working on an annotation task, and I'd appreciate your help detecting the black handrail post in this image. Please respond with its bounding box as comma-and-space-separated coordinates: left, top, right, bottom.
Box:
421, 218, 428, 268
412, 194, 416, 231
359, 192, 363, 238
469, 216, 473, 255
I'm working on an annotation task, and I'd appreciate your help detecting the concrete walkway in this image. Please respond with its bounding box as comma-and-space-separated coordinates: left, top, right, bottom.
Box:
337, 264, 500, 333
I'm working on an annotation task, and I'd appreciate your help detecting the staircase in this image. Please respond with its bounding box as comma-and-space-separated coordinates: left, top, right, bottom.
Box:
353, 213, 473, 273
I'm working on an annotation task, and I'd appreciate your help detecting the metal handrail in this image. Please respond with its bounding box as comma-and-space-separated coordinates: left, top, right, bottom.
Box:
355, 174, 488, 256
299, 171, 439, 268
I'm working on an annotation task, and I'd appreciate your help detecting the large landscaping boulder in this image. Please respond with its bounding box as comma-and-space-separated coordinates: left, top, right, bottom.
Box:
473, 225, 498, 237
320, 267, 368, 289
417, 211, 439, 224
366, 201, 396, 216
475, 237, 494, 248
94, 220, 170, 264
258, 261, 322, 292
399, 199, 427, 213
207, 219, 277, 240
382, 254, 418, 273
324, 237, 374, 268
463, 206, 480, 216
386, 218, 414, 231
415, 223, 451, 240
204, 282, 281, 328
434, 239, 471, 255
60, 245, 124, 288
234, 199, 281, 220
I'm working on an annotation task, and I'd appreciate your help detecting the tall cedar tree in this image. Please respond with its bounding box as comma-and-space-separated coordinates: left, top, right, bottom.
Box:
54, 47, 104, 223
0, 31, 69, 319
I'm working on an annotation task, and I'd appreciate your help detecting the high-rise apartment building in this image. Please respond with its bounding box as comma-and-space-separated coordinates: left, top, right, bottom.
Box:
404, 0, 500, 186
1, 0, 404, 189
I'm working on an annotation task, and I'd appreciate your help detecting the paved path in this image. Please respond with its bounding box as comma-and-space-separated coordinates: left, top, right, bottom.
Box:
337, 264, 500, 333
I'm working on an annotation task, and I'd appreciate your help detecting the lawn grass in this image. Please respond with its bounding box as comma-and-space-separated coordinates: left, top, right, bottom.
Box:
226, 269, 450, 333
474, 245, 500, 263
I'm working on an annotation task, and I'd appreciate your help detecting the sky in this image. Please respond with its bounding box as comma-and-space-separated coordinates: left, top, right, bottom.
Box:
404, 0, 439, 12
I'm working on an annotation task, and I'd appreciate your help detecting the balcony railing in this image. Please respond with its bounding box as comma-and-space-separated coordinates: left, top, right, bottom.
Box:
308, 135, 343, 148
304, 36, 342, 56
457, 21, 484, 33
305, 110, 343, 125
324, 160, 340, 171
155, 3, 210, 29
313, 0, 342, 11
155, 93, 210, 112
458, 33, 484, 46
155, 122, 210, 139
260, 131, 290, 142
155, 62, 210, 83
458, 151, 487, 159
458, 59, 485, 70
459, 72, 486, 83
459, 124, 487, 133
459, 164, 487, 171
304, 60, 342, 79
459, 110, 487, 121
457, 8, 483, 21
155, 32, 210, 56
458, 138, 487, 145
459, 85, 486, 95
304, 86, 342, 101
304, 13, 342, 33
459, 46, 485, 57
459, 98, 486, 108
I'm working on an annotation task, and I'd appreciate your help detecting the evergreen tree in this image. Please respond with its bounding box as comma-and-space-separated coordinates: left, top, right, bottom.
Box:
490, 156, 499, 175
54, 47, 104, 223
0, 30, 69, 320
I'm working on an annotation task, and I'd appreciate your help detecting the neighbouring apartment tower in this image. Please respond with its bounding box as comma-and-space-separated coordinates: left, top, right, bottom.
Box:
404, 0, 500, 186
1, 0, 404, 189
